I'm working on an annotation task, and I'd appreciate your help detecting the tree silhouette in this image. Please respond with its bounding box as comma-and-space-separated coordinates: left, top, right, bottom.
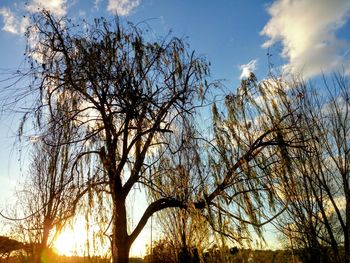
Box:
8, 11, 303, 262
0, 236, 23, 259
148, 123, 211, 262
17, 11, 210, 263
276, 74, 350, 263
3, 105, 87, 263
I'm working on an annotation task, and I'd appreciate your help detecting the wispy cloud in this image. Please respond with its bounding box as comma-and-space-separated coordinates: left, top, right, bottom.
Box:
239, 59, 258, 79
107, 0, 140, 16
261, 0, 350, 78
94, 0, 101, 10
0, 0, 67, 35
0, 7, 29, 35
26, 0, 68, 17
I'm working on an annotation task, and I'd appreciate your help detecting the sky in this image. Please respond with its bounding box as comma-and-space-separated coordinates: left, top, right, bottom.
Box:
0, 0, 350, 257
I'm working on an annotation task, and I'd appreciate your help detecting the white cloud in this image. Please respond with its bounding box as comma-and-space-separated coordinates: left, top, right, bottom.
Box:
0, 8, 17, 34
94, 0, 101, 10
26, 0, 68, 17
239, 59, 258, 79
0, 7, 29, 35
107, 0, 140, 16
261, 0, 350, 78
0, 0, 67, 35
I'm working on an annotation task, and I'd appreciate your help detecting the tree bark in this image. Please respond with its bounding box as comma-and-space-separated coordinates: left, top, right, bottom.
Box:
35, 220, 51, 263
112, 198, 130, 263
345, 194, 350, 263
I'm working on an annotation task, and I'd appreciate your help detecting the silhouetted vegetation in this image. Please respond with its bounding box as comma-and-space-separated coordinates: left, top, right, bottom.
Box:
143, 242, 300, 263
1, 7, 350, 263
272, 74, 350, 263
1, 254, 143, 263
0, 236, 23, 259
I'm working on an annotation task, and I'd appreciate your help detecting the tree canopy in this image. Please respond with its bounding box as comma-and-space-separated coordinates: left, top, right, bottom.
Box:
2, 10, 343, 263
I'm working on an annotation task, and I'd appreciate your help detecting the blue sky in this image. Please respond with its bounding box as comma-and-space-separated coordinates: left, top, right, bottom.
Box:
0, 0, 350, 256
0, 0, 349, 90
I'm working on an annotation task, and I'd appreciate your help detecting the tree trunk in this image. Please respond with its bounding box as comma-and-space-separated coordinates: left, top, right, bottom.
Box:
36, 220, 51, 263
345, 196, 350, 263
111, 199, 130, 263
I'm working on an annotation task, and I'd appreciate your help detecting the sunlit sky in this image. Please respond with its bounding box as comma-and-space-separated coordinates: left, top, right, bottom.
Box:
0, 0, 350, 258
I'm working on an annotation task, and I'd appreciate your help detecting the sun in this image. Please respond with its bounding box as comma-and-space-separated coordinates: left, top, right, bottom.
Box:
130, 230, 148, 258
53, 214, 149, 258
53, 218, 88, 256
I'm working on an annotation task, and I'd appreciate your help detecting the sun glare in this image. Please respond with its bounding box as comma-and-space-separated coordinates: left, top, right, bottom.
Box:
54, 230, 77, 256
53, 215, 149, 258
130, 230, 149, 258
53, 218, 88, 256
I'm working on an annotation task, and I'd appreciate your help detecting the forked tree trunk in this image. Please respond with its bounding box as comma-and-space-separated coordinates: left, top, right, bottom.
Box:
112, 198, 130, 263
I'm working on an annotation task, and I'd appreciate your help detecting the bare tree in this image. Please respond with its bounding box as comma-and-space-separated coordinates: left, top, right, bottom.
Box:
15, 11, 212, 263
150, 73, 305, 253
148, 122, 210, 262
275, 74, 350, 263
9, 11, 303, 262
7, 109, 87, 263
203, 74, 305, 245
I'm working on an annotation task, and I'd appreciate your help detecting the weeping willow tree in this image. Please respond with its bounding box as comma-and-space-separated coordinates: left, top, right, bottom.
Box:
11, 10, 211, 263
187, 73, 304, 247
147, 121, 211, 262
274, 74, 350, 263
149, 73, 305, 259
6, 9, 306, 262
4, 99, 86, 263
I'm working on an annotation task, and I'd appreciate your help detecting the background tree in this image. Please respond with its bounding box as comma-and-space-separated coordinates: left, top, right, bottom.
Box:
5, 108, 87, 263
144, 239, 177, 263
201, 74, 304, 245
0, 236, 24, 260
148, 72, 305, 256
275, 74, 350, 263
148, 123, 210, 262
